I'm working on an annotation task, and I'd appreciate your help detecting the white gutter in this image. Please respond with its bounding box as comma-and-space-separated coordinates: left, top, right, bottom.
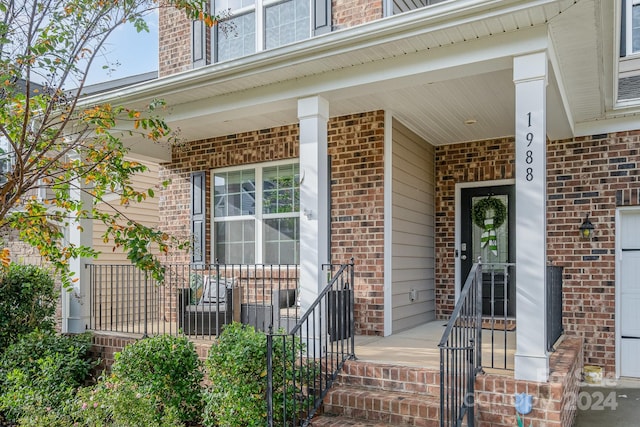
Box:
80, 0, 562, 106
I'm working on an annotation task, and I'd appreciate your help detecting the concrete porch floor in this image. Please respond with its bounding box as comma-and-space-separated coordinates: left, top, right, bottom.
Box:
353, 320, 516, 371
92, 319, 516, 371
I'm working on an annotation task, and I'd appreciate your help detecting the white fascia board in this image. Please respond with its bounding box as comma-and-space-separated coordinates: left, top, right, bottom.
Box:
165, 25, 548, 124
79, 0, 556, 108
547, 32, 575, 135
574, 112, 640, 137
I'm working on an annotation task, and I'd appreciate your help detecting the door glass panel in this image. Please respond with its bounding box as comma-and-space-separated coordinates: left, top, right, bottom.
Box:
470, 194, 509, 267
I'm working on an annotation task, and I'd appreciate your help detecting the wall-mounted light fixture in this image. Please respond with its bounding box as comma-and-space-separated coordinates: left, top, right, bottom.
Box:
579, 214, 595, 240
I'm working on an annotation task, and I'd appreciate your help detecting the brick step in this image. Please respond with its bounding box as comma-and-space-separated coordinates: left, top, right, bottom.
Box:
337, 360, 440, 395
310, 413, 413, 426
320, 385, 440, 427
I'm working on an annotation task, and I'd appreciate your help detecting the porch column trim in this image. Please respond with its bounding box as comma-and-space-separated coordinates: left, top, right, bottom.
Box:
63, 154, 93, 333
298, 96, 330, 310
513, 51, 549, 381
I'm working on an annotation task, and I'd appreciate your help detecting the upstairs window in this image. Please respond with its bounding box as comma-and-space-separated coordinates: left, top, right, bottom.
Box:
213, 0, 311, 62
0, 137, 13, 186
213, 161, 300, 264
623, 0, 640, 56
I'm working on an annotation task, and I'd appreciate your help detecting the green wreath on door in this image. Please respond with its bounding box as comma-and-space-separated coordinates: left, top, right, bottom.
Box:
472, 197, 507, 257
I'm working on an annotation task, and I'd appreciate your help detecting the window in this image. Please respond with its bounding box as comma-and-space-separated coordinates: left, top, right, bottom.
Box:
213, 0, 311, 62
213, 161, 300, 264
0, 137, 14, 186
623, 0, 640, 56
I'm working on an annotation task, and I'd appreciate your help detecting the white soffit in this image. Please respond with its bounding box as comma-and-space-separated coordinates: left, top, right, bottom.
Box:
88, 0, 588, 148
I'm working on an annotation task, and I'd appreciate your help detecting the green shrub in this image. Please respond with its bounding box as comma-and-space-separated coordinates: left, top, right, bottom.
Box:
0, 263, 58, 352
71, 380, 183, 427
0, 330, 95, 424
204, 322, 316, 427
108, 334, 204, 424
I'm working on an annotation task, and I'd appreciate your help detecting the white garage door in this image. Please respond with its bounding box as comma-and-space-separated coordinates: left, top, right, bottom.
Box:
620, 210, 640, 378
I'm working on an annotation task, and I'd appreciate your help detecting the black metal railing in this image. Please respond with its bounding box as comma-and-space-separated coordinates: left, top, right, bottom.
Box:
546, 265, 563, 351
438, 262, 483, 427
87, 263, 300, 339
266, 259, 356, 426
88, 260, 356, 425
482, 262, 515, 370
87, 264, 164, 336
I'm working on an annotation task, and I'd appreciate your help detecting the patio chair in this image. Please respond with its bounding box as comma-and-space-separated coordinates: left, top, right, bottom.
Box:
177, 276, 240, 336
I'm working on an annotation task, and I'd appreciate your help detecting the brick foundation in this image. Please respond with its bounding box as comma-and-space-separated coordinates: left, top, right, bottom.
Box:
90, 333, 212, 377
475, 336, 583, 427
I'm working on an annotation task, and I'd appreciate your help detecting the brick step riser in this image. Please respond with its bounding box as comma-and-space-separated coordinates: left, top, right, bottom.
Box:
336, 361, 441, 395
322, 387, 440, 427
313, 361, 443, 426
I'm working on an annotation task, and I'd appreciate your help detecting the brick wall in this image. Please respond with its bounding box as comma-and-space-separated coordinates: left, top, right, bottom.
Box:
435, 132, 640, 375
434, 137, 515, 316
332, 0, 384, 31
158, 7, 194, 77
159, 125, 299, 264
547, 132, 640, 374
327, 111, 385, 335
159, 111, 386, 335
157, 1, 384, 77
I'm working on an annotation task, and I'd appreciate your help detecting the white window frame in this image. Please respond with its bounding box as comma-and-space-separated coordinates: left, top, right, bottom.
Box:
625, 0, 640, 56
212, 0, 312, 62
210, 159, 300, 264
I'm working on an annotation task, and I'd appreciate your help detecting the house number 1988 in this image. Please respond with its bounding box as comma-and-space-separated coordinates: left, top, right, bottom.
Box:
525, 112, 534, 182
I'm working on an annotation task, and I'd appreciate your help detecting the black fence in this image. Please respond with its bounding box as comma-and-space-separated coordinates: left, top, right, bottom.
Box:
438, 262, 483, 427
546, 265, 564, 351
87, 263, 300, 338
266, 260, 356, 426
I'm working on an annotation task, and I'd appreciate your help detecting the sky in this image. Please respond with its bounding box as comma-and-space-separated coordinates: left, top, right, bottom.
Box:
84, 13, 159, 86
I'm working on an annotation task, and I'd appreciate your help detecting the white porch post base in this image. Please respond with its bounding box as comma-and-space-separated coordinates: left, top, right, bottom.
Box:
513, 51, 549, 381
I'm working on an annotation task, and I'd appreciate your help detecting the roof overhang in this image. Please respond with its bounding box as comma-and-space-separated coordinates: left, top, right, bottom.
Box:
80, 0, 613, 161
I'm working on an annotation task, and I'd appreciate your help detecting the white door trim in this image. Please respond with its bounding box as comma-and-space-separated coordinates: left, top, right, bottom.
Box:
454, 179, 515, 303
615, 206, 640, 379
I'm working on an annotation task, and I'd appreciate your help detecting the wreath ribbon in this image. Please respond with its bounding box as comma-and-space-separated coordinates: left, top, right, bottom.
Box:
480, 218, 498, 256
473, 196, 506, 258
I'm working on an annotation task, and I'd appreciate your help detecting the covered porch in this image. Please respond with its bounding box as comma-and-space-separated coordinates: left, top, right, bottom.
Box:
69, 0, 612, 387
85, 260, 526, 372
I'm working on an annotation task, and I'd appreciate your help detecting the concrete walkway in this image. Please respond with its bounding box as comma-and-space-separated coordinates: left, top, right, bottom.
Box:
574, 378, 640, 427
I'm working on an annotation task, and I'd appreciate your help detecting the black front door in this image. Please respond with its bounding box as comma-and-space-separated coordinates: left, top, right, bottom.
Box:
460, 185, 515, 316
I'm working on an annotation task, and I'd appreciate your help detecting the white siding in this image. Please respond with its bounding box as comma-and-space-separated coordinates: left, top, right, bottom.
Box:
391, 119, 435, 333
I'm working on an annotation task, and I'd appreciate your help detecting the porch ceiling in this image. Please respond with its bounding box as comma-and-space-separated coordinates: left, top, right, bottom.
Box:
84, 0, 613, 160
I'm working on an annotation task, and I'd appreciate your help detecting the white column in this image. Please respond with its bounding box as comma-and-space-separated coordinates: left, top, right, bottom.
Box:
62, 167, 93, 333
513, 52, 549, 381
297, 96, 330, 310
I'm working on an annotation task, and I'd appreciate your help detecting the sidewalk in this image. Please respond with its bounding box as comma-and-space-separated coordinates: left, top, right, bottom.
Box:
574, 378, 640, 427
